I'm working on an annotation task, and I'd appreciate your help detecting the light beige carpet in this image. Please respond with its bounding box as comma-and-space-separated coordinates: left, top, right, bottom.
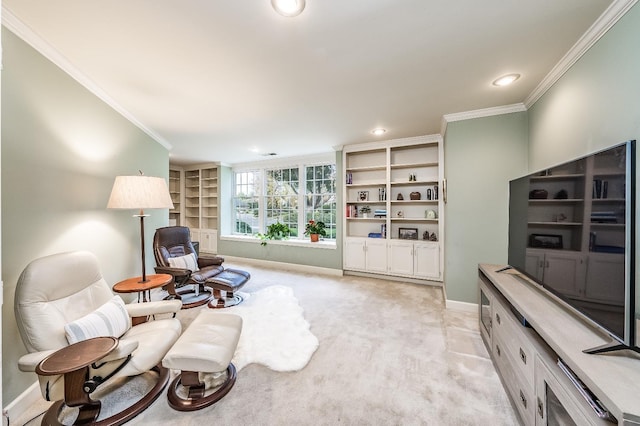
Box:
15, 261, 518, 426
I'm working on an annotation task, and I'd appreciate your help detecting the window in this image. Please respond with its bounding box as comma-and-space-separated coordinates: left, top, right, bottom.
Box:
233, 171, 260, 234
232, 158, 336, 241
305, 164, 337, 239
265, 167, 300, 237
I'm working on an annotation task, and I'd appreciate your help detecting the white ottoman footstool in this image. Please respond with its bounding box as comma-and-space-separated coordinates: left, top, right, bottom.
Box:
162, 311, 242, 411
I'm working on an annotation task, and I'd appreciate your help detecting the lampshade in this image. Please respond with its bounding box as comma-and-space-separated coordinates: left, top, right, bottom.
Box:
107, 175, 174, 210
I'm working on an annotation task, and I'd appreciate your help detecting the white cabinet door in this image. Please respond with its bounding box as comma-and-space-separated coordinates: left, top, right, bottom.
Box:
200, 230, 218, 253
388, 240, 414, 276
525, 249, 545, 281
344, 238, 367, 270
543, 251, 585, 298
190, 229, 201, 246
365, 239, 388, 273
414, 242, 440, 280
585, 253, 625, 304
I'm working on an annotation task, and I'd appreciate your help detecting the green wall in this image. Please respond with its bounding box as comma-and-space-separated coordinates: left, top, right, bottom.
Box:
527, 3, 640, 334
1, 28, 170, 403
217, 153, 343, 270
444, 3, 640, 305
444, 112, 528, 303
528, 3, 640, 169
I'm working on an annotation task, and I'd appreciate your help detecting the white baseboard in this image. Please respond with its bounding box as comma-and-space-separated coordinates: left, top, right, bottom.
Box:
4, 381, 40, 426
344, 270, 443, 287
221, 256, 344, 277
446, 299, 478, 314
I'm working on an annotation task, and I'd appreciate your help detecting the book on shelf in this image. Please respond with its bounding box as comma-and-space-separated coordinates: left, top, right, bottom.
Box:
378, 187, 386, 200
590, 211, 617, 223
592, 179, 609, 199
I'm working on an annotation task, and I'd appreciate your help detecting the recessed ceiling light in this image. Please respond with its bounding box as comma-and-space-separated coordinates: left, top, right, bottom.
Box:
492, 73, 521, 87
372, 128, 386, 136
271, 0, 306, 17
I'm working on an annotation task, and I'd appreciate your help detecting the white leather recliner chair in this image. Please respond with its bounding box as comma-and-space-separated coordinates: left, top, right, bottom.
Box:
15, 250, 183, 425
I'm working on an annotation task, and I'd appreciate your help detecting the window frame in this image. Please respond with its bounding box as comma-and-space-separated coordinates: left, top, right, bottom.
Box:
232, 170, 262, 236
231, 154, 337, 244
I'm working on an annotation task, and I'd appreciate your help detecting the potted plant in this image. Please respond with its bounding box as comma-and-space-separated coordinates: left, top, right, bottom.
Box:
257, 221, 291, 246
304, 220, 327, 242
360, 205, 371, 218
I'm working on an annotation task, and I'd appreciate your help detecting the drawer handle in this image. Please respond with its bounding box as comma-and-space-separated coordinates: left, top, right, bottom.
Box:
519, 347, 527, 364
537, 398, 544, 418
520, 390, 527, 409
495, 313, 501, 325
495, 344, 501, 357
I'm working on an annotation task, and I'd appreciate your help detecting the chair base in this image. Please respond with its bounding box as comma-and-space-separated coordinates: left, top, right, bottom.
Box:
167, 364, 237, 411
42, 364, 170, 426
208, 293, 243, 309
167, 287, 212, 309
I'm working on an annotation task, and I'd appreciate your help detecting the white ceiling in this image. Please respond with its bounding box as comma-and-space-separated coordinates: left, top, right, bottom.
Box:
3, 0, 617, 165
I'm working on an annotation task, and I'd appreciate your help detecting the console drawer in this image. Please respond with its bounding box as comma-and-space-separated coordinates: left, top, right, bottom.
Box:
493, 298, 535, 388
494, 332, 536, 426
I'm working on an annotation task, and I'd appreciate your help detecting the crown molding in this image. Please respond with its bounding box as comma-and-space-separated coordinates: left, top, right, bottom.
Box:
342, 134, 442, 154
1, 7, 173, 151
441, 103, 527, 134
231, 151, 335, 170
524, 0, 638, 108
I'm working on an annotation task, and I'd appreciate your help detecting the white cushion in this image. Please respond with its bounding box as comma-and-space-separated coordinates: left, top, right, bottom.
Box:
167, 253, 199, 272
163, 311, 241, 373
64, 296, 131, 344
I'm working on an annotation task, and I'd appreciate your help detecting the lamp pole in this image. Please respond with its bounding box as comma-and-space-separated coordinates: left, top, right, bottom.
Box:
135, 210, 150, 283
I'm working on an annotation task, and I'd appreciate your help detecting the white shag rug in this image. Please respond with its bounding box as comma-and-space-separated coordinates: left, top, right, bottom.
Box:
211, 285, 319, 372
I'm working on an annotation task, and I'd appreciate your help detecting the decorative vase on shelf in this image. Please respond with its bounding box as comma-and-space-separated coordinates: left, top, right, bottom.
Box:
310, 234, 319, 242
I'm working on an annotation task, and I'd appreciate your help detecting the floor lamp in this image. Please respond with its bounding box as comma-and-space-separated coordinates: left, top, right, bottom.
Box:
107, 173, 174, 283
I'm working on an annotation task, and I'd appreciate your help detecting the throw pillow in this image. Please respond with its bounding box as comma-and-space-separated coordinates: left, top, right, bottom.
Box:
167, 253, 199, 272
65, 296, 131, 344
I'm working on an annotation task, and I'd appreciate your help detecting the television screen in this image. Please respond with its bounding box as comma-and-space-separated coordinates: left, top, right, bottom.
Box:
508, 141, 635, 353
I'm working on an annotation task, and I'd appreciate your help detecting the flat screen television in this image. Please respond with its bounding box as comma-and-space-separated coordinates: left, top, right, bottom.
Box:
508, 140, 637, 355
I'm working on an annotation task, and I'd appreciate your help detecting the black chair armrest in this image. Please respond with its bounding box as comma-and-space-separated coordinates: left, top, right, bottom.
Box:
154, 266, 191, 277
198, 255, 224, 267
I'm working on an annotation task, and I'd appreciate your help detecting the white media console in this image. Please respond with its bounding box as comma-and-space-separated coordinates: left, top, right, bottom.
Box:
478, 264, 640, 425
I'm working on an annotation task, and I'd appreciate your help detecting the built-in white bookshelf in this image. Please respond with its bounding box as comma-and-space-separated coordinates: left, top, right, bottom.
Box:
343, 135, 444, 283
169, 163, 220, 253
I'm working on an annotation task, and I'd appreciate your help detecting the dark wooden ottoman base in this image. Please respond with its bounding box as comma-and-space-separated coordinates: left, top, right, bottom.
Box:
205, 269, 250, 309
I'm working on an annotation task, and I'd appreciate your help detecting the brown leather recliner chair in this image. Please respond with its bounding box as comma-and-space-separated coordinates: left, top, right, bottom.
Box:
153, 226, 225, 308
153, 226, 251, 309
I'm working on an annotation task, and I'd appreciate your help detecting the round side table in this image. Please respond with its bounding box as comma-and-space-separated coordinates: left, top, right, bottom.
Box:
113, 273, 172, 302
36, 336, 118, 425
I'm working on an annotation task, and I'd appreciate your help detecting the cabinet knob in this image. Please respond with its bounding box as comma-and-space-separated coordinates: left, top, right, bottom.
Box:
495, 344, 501, 357
519, 390, 527, 409
537, 398, 544, 418
495, 313, 501, 325
519, 347, 527, 364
